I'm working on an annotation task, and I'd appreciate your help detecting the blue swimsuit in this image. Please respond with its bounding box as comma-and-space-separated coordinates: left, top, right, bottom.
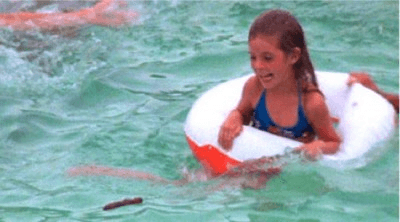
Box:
251, 88, 315, 141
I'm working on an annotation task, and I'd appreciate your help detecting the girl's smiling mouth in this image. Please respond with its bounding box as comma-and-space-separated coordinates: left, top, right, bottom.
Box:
260, 73, 274, 82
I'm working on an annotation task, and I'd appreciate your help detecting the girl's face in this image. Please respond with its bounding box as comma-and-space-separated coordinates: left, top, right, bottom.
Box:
248, 35, 299, 90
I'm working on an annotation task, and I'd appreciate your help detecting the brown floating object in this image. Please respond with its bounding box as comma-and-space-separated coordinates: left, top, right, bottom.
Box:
103, 197, 143, 211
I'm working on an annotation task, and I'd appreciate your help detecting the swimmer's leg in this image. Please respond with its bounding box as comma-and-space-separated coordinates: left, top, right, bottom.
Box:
67, 165, 171, 184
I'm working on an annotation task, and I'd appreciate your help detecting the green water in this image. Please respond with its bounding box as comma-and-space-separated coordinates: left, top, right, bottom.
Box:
0, 1, 399, 221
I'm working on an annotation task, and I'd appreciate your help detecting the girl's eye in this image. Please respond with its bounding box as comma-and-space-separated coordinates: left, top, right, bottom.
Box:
264, 56, 273, 61
250, 55, 256, 60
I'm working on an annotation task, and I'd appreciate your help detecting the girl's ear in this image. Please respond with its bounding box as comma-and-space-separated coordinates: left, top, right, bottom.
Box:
289, 47, 301, 65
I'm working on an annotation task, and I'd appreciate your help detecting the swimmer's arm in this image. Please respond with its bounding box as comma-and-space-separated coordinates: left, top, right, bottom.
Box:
78, 0, 138, 27
348, 72, 399, 113
295, 92, 341, 159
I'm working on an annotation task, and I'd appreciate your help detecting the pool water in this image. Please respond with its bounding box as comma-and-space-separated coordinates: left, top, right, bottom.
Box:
0, 1, 398, 221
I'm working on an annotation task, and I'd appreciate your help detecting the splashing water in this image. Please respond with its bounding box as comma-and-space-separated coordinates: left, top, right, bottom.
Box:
0, 1, 398, 221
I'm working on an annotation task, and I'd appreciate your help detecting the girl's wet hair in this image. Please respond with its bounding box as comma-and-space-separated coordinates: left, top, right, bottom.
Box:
249, 9, 318, 90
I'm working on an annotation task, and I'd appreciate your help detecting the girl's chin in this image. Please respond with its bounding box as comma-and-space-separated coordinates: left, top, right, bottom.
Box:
260, 80, 276, 89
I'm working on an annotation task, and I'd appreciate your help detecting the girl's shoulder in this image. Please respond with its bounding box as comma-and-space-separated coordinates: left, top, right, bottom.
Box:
237, 75, 263, 112
245, 75, 258, 86
243, 75, 262, 99
244, 75, 261, 93
302, 89, 329, 120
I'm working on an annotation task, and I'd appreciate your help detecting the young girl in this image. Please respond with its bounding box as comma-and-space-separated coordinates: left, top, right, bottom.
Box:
218, 9, 341, 160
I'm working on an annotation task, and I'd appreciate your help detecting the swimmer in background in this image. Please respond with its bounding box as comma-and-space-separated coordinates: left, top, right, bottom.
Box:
0, 0, 138, 33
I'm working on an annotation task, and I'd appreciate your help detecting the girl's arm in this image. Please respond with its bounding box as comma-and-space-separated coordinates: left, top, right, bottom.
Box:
295, 92, 341, 160
218, 77, 257, 150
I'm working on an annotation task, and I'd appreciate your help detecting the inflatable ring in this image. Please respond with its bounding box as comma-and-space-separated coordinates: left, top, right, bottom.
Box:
184, 71, 396, 176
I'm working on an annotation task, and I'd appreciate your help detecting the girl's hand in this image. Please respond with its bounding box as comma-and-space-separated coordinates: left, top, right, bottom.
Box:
218, 110, 243, 151
294, 140, 325, 161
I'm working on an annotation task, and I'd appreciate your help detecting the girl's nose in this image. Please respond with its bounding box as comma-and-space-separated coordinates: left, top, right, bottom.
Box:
252, 59, 264, 70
